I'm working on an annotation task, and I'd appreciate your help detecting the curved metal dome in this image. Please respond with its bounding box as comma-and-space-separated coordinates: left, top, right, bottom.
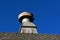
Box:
18, 12, 34, 23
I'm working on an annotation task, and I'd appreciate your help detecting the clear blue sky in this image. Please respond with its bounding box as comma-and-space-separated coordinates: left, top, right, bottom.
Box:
0, 0, 60, 34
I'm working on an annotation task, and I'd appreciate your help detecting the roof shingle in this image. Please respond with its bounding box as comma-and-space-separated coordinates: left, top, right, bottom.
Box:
0, 33, 60, 40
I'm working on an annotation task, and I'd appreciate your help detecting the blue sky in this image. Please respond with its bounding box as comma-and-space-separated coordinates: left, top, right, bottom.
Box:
0, 0, 60, 34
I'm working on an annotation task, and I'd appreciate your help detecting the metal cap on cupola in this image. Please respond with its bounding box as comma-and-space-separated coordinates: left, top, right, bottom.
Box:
18, 12, 34, 23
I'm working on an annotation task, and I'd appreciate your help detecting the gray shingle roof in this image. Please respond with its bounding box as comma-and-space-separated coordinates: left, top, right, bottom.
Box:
0, 33, 60, 40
